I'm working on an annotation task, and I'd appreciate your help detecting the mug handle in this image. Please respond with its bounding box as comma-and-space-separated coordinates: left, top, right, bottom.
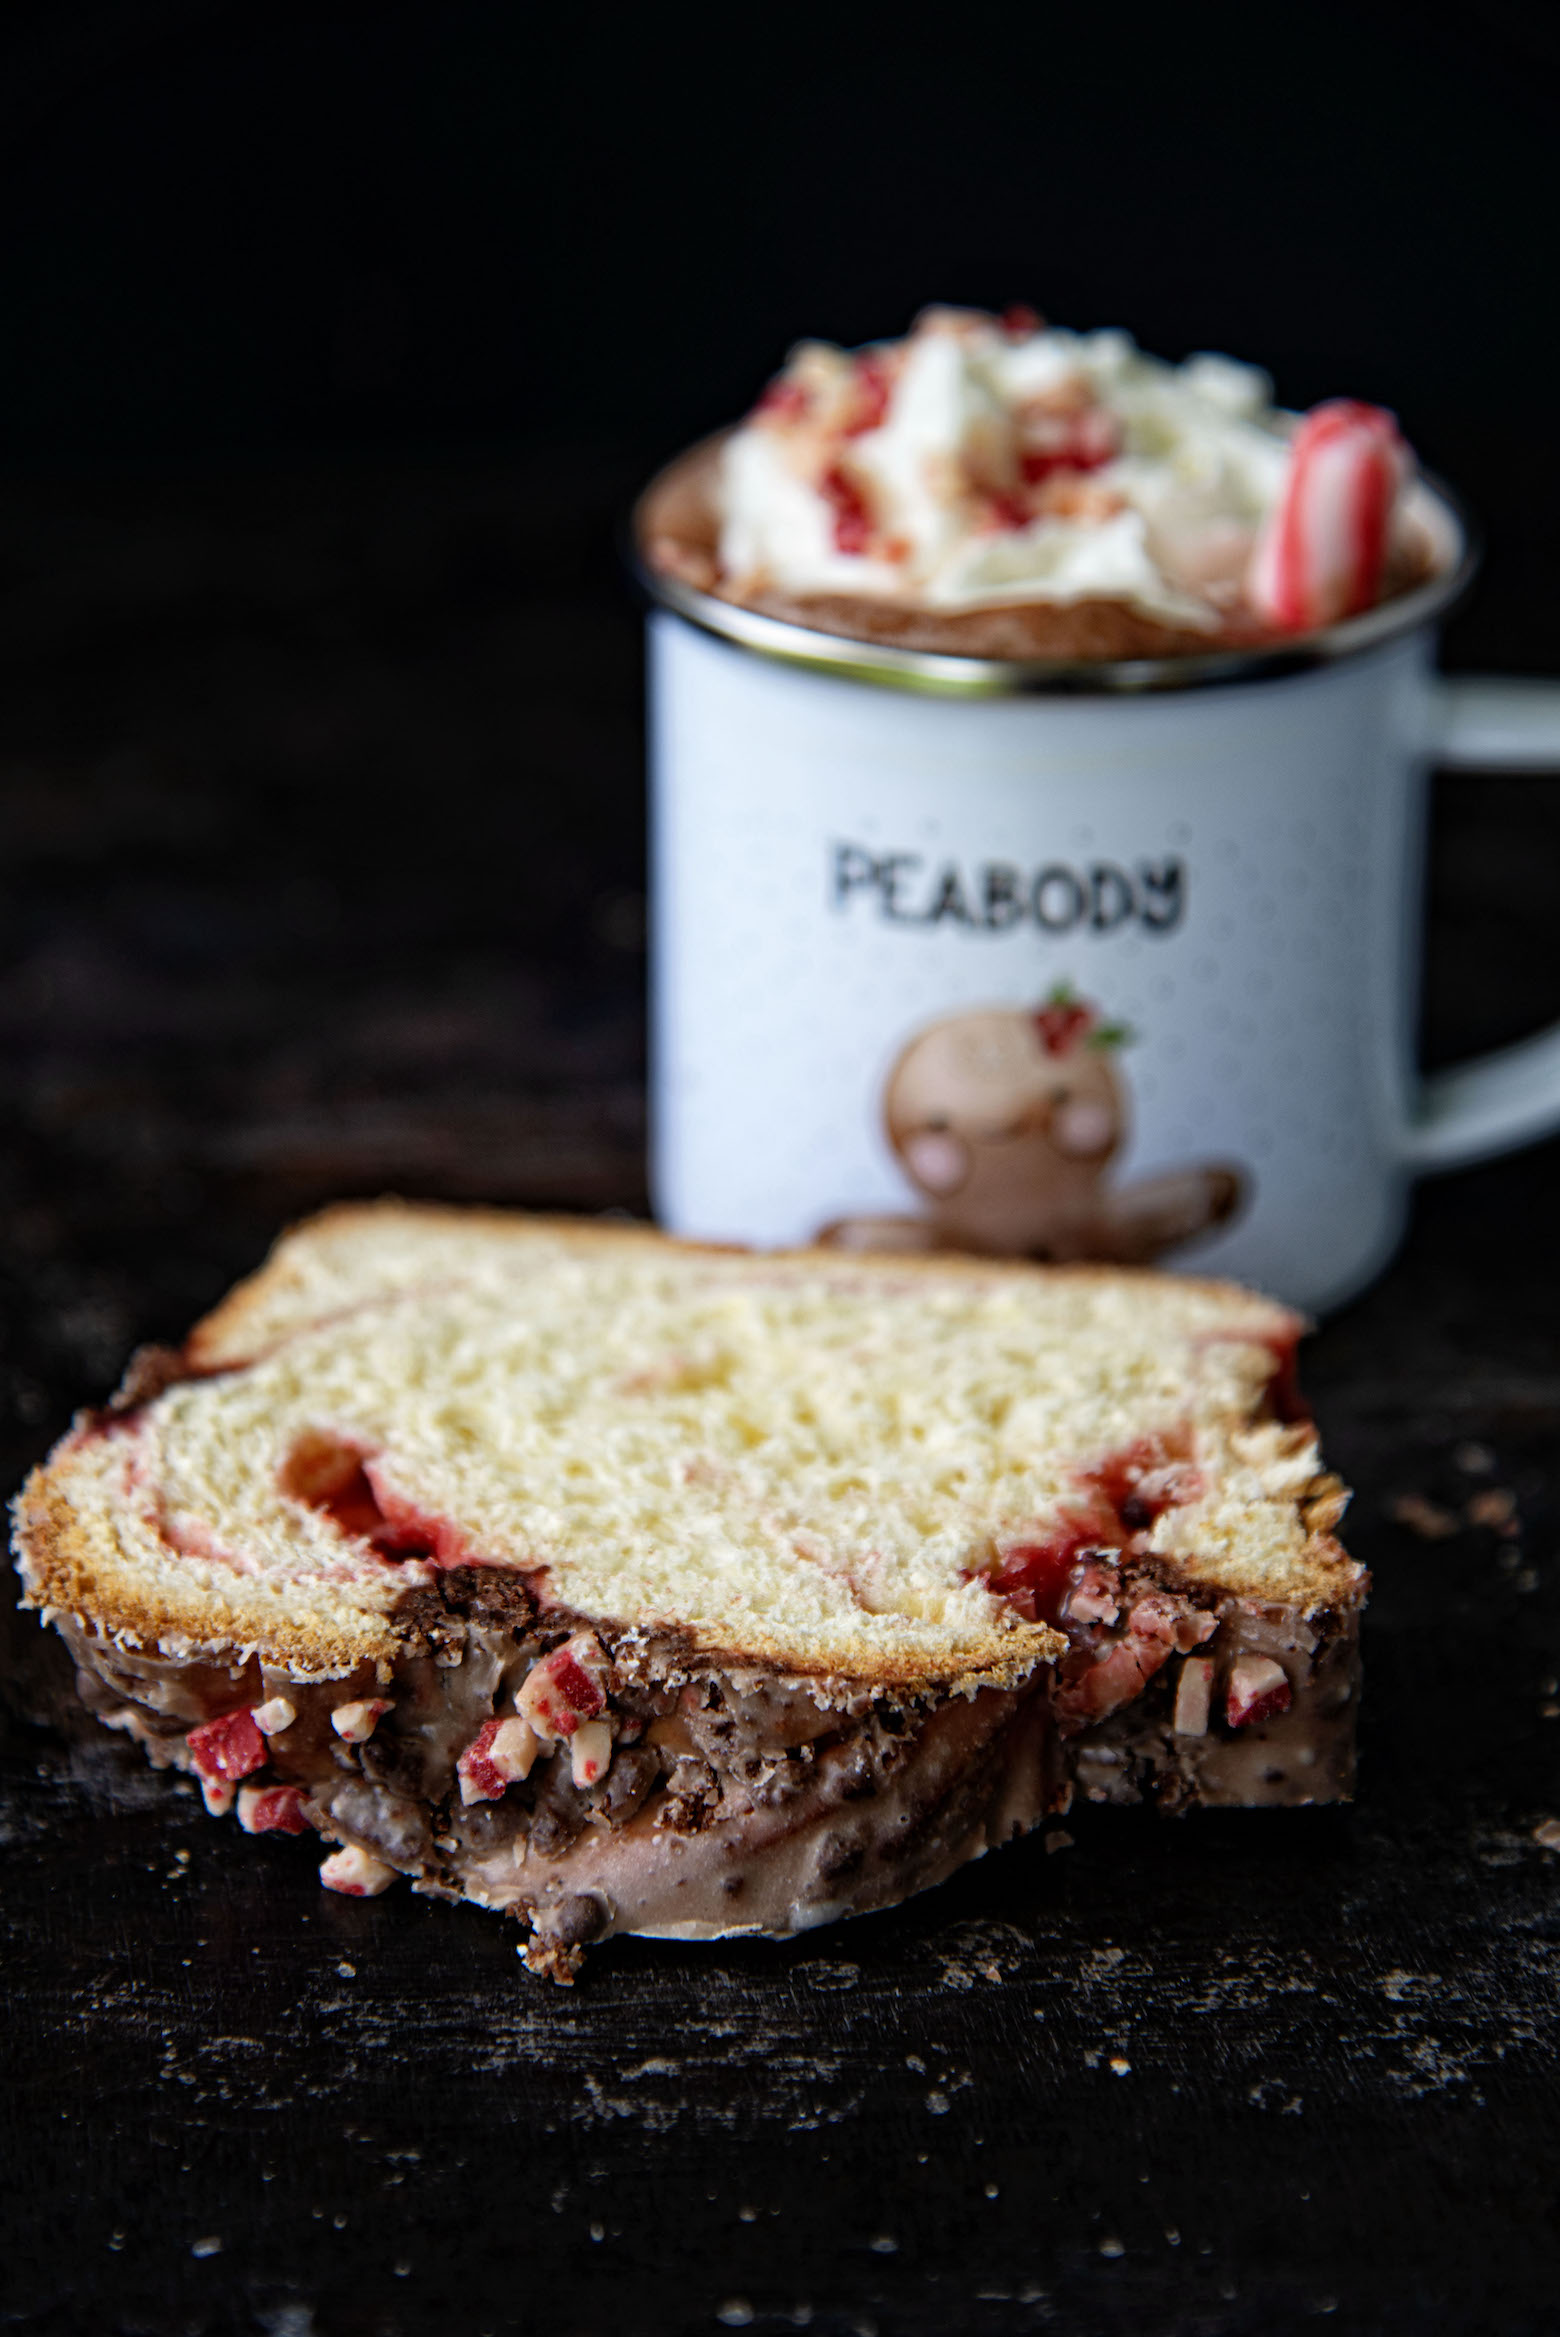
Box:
1400, 677, 1560, 1171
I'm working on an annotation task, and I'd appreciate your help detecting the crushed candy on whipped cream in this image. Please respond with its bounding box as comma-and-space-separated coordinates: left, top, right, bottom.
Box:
717, 306, 1420, 636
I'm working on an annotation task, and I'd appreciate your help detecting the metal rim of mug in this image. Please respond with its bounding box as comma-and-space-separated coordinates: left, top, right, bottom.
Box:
631, 473, 1480, 699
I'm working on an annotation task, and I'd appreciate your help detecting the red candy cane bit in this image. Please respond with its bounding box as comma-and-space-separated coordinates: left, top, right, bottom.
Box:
1053, 1631, 1174, 1731
756, 376, 810, 425
319, 1845, 395, 1897
550, 1652, 603, 1718
1248, 399, 1405, 634
1064, 1561, 1121, 1627
820, 463, 875, 555
1018, 405, 1118, 484
1001, 303, 1042, 338
187, 1707, 267, 1784
841, 353, 893, 438
570, 1719, 614, 1791
980, 490, 1032, 534
330, 1698, 392, 1743
1225, 1656, 1293, 1729
457, 1717, 510, 1804
517, 1635, 610, 1741
456, 1715, 540, 1804
237, 1784, 312, 1836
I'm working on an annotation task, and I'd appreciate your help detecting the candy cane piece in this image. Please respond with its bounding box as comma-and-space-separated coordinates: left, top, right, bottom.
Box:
1248, 400, 1406, 633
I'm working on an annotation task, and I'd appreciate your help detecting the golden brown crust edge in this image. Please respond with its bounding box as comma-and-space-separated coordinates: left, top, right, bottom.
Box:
186, 1195, 1302, 1370
11, 1407, 1061, 1695
12, 1446, 403, 1678
12, 1448, 1059, 1695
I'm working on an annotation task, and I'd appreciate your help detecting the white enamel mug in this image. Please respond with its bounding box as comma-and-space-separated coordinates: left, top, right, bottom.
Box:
644, 490, 1560, 1310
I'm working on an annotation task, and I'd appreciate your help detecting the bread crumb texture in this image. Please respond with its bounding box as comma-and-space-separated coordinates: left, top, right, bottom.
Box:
15, 1206, 1355, 1683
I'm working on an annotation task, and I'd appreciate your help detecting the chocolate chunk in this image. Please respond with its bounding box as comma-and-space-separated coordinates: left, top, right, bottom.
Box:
441, 1566, 539, 1628
456, 1797, 527, 1853
529, 1764, 589, 1858
592, 1746, 659, 1829
359, 1732, 430, 1800
389, 1564, 540, 1660
659, 1754, 718, 1833
535, 1893, 607, 1949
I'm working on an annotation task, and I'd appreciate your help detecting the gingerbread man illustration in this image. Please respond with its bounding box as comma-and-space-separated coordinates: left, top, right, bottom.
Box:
820, 987, 1245, 1264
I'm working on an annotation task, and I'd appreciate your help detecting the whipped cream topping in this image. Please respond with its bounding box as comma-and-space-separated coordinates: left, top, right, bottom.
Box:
716, 308, 1419, 635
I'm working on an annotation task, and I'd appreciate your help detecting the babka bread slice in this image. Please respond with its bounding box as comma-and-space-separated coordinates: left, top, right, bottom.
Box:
12, 1205, 1364, 1978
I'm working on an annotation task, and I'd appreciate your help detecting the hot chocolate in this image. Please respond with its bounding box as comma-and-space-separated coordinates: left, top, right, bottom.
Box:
639, 306, 1442, 660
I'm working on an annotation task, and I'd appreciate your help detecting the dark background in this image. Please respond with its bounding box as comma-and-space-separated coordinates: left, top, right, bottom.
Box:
3, 7, 1560, 2335
2, 0, 1559, 479
1, 0, 1559, 644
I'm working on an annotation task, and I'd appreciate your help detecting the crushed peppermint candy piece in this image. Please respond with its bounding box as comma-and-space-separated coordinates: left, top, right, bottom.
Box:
490, 1715, 541, 1780
187, 1707, 267, 1785
1225, 1655, 1293, 1729
319, 1844, 396, 1897
570, 1718, 615, 1791
1063, 1561, 1120, 1628
457, 1719, 507, 1805
251, 1696, 297, 1736
517, 1635, 611, 1742
237, 1783, 312, 1836
330, 1698, 392, 1743
1172, 1655, 1215, 1738
457, 1715, 542, 1805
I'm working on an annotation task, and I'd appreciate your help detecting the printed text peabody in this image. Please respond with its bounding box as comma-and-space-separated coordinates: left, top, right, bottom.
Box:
830, 844, 1186, 936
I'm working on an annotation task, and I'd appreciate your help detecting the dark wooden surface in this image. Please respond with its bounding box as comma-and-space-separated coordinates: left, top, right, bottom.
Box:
3, 462, 1559, 2337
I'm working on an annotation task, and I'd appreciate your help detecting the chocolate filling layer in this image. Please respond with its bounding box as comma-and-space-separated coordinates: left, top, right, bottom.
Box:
58, 1548, 1361, 1979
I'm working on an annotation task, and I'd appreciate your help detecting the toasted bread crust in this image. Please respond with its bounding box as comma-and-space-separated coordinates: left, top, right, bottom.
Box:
186, 1197, 1302, 1368
13, 1431, 1059, 1691
14, 1440, 403, 1678
13, 1443, 1055, 1692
